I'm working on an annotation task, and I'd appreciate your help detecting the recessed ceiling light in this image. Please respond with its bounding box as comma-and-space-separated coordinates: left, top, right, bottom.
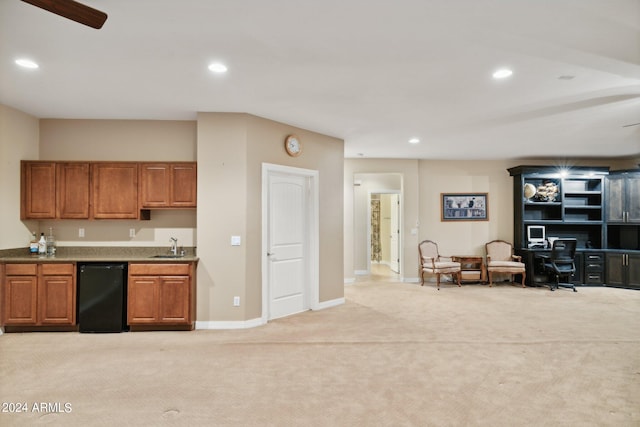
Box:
15, 58, 39, 69
492, 68, 513, 79
409, 138, 420, 144
208, 62, 228, 73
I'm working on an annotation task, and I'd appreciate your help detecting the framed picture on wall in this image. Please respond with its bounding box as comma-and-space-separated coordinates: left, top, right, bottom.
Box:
441, 193, 489, 221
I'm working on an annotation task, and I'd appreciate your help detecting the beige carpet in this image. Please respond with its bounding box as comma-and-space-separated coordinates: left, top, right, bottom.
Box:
1, 276, 639, 426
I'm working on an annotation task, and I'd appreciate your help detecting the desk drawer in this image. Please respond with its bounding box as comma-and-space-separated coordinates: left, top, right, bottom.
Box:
585, 262, 604, 272
584, 253, 604, 263
585, 272, 604, 284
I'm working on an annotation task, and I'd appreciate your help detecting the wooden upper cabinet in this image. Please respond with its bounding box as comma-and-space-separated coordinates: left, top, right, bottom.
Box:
21, 161, 56, 219
91, 162, 139, 219
140, 163, 170, 207
140, 162, 197, 208
606, 173, 640, 224
21, 161, 195, 220
171, 163, 197, 207
56, 162, 90, 219
21, 161, 90, 220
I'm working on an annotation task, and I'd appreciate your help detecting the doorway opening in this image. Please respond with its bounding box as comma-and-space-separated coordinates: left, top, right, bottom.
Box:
353, 173, 403, 280
369, 192, 401, 277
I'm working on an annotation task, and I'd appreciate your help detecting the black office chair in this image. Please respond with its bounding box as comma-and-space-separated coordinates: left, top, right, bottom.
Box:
542, 238, 578, 292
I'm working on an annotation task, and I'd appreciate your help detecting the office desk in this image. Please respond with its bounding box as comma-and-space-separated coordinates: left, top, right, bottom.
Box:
517, 248, 605, 287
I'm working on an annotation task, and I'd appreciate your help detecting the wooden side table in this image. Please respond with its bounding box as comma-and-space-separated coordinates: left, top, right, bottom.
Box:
452, 256, 487, 284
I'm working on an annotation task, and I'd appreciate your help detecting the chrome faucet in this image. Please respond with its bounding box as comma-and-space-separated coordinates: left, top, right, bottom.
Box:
170, 237, 178, 256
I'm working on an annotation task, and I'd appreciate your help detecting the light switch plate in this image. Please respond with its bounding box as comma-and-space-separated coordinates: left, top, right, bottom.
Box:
231, 236, 241, 246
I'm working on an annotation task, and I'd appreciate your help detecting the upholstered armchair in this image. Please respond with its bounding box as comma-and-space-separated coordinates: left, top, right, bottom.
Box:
418, 240, 461, 290
485, 240, 526, 287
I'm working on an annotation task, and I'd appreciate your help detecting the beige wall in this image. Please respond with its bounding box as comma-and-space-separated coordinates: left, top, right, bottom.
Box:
37, 119, 198, 247
197, 113, 344, 323
39, 119, 197, 161
196, 113, 249, 322
0, 105, 39, 249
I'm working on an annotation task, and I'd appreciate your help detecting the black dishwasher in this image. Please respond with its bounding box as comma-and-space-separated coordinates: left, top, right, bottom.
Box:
78, 263, 128, 333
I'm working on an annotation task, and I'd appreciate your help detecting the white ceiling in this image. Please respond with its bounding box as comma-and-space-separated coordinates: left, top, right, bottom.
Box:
1, 0, 639, 159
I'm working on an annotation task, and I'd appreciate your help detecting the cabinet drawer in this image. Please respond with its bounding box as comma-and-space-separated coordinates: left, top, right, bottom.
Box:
585, 262, 603, 272
41, 263, 74, 275
5, 264, 37, 275
129, 263, 190, 276
585, 273, 604, 284
584, 253, 604, 263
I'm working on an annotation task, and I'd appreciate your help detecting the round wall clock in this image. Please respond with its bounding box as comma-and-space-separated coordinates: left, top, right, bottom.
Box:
284, 134, 302, 157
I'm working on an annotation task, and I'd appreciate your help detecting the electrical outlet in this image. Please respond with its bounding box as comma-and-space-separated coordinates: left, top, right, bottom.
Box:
129, 228, 135, 238
233, 296, 240, 307
79, 228, 85, 238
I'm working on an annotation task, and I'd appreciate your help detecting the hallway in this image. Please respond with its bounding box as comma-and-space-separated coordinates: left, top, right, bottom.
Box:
360, 262, 400, 283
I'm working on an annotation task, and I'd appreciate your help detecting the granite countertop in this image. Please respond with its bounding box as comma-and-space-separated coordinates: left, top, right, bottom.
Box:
0, 247, 198, 263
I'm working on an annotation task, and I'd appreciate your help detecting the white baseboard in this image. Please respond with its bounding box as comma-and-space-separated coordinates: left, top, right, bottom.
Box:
195, 298, 344, 330
344, 277, 356, 284
314, 297, 345, 310
403, 277, 420, 283
196, 317, 265, 330
355, 270, 368, 275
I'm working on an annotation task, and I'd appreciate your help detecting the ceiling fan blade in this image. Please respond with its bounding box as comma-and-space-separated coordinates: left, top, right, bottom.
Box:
21, 0, 108, 29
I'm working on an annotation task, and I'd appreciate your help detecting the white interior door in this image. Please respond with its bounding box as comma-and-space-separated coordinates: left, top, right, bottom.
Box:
389, 193, 400, 273
267, 172, 308, 320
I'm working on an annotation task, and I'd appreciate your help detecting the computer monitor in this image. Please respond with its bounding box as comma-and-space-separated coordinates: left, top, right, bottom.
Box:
527, 225, 546, 247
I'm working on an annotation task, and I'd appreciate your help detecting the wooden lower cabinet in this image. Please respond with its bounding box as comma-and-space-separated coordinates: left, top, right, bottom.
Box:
128, 263, 194, 328
2, 263, 76, 326
606, 252, 640, 289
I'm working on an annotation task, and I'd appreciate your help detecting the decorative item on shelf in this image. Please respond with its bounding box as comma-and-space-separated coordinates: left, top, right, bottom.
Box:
533, 180, 559, 202
523, 183, 537, 200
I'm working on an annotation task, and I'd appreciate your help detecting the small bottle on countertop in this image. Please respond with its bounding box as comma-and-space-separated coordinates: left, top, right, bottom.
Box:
38, 233, 46, 255
46, 227, 56, 257
29, 232, 39, 255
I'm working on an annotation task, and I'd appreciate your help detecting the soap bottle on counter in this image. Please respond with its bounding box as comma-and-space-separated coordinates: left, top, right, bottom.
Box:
29, 232, 39, 255
38, 233, 46, 255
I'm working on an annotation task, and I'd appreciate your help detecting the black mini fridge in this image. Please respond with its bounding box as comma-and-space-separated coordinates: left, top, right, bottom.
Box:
78, 263, 128, 332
